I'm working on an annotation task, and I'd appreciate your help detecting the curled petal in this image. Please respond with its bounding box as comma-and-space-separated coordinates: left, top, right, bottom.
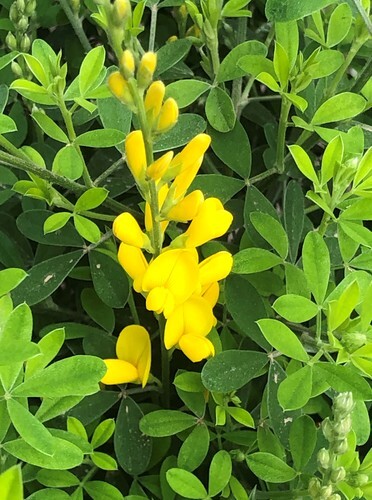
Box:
116, 325, 151, 387
113, 212, 150, 249
178, 335, 215, 362
146, 287, 175, 318
117, 243, 148, 292
101, 359, 139, 385
199, 251, 233, 286
166, 190, 204, 222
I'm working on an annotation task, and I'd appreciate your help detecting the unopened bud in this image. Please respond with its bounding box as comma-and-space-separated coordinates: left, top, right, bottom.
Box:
333, 438, 348, 455
20, 33, 30, 52
146, 151, 173, 181
9, 4, 20, 23
308, 478, 321, 497
334, 392, 354, 416
320, 485, 333, 498
318, 448, 331, 469
16, 0, 25, 12
334, 416, 352, 438
137, 52, 157, 89
328, 495, 342, 500
108, 71, 134, 107
342, 332, 366, 352
121, 49, 135, 78
24, 0, 36, 16
322, 418, 334, 442
6, 31, 17, 51
70, 0, 80, 14
179, 3, 188, 18
167, 35, 178, 42
11, 60, 23, 77
17, 15, 29, 31
113, 0, 130, 23
156, 97, 179, 133
230, 449, 245, 462
331, 467, 346, 483
145, 80, 165, 124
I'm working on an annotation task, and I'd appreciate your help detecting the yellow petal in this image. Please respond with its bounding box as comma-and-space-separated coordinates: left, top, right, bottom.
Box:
121, 49, 135, 77
147, 151, 174, 181
101, 359, 138, 385
125, 131, 147, 181
185, 198, 233, 247
202, 281, 220, 307
178, 335, 215, 362
108, 72, 133, 105
137, 52, 157, 88
199, 251, 233, 285
113, 212, 150, 249
145, 81, 165, 122
156, 98, 179, 133
166, 190, 204, 222
172, 156, 203, 200
117, 243, 148, 292
145, 183, 169, 234
146, 286, 175, 318
116, 325, 151, 386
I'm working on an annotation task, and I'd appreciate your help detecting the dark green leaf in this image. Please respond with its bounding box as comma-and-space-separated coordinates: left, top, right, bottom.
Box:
190, 175, 244, 203
206, 87, 235, 132
289, 415, 317, 471
140, 410, 196, 437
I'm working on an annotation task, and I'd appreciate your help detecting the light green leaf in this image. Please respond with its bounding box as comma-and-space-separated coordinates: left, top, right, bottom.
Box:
302, 231, 330, 304
206, 87, 236, 132
44, 213, 71, 234
256, 72, 280, 92
257, 319, 309, 361
246, 452, 297, 482
328, 280, 359, 331
52, 145, 84, 181
289, 415, 317, 471
208, 450, 232, 496
233, 248, 283, 274
273, 42, 289, 88
165, 80, 210, 108
313, 363, 372, 400
73, 215, 101, 243
275, 21, 298, 71
250, 212, 288, 258
91, 419, 115, 449
277, 365, 313, 410
273, 294, 318, 323
75, 129, 126, 147
75, 187, 109, 212
84, 481, 123, 500
218, 40, 267, 82
288, 145, 318, 185
178, 423, 209, 472
321, 135, 343, 185
79, 46, 106, 96
0, 268, 28, 297
166, 468, 207, 499
32, 111, 68, 143
26, 328, 65, 378
36, 470, 80, 488
140, 410, 196, 437
0, 465, 23, 500
326, 3, 352, 48
311, 93, 366, 125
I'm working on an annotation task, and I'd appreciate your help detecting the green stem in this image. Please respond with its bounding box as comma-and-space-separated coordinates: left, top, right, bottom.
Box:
247, 167, 278, 185
350, 0, 372, 35
237, 76, 255, 118
80, 211, 116, 221
148, 4, 158, 52
58, 0, 92, 52
231, 18, 247, 111
158, 314, 170, 408
275, 96, 291, 174
94, 156, 125, 186
318, 212, 331, 236
128, 287, 140, 324
316, 309, 323, 344
351, 56, 372, 93
210, 39, 220, 83
80, 466, 98, 486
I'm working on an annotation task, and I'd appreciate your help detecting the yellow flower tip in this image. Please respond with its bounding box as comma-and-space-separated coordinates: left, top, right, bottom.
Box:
144, 81, 165, 120
125, 130, 147, 181
101, 359, 139, 385
178, 335, 215, 362
166, 190, 204, 222
146, 151, 174, 181
167, 35, 178, 43
121, 49, 136, 78
199, 251, 233, 286
118, 243, 148, 292
116, 325, 151, 387
156, 98, 179, 133
108, 72, 133, 105
137, 52, 157, 88
113, 0, 131, 22
113, 212, 150, 249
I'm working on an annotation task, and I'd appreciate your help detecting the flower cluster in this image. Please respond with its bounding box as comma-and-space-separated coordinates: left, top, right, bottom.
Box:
102, 49, 233, 387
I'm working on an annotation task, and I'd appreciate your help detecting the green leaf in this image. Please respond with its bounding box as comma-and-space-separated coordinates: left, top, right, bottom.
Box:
209, 120, 251, 178
302, 231, 330, 304
166, 469, 207, 499
0, 114, 17, 134
311, 93, 366, 125
155, 39, 192, 75
326, 3, 352, 48
233, 248, 283, 274
250, 212, 288, 259
339, 220, 372, 248
246, 452, 297, 482
84, 481, 123, 500
208, 450, 232, 496
0, 465, 23, 500
225, 407, 254, 427
3, 437, 83, 470
278, 365, 313, 410
273, 294, 318, 323
229, 476, 249, 500
178, 424, 209, 472
140, 410, 196, 437
44, 212, 71, 234
23, 54, 49, 87
217, 40, 267, 82
321, 135, 343, 185
13, 355, 106, 397
173, 372, 204, 392
289, 415, 317, 471
313, 363, 372, 400
201, 350, 268, 392
328, 280, 359, 331
284, 180, 304, 262
0, 52, 19, 71
205, 87, 235, 132
7, 399, 56, 456
10, 79, 55, 105
273, 42, 289, 88
91, 419, 115, 449
52, 145, 84, 181
75, 129, 126, 147
0, 268, 27, 297
351, 400, 370, 446
73, 215, 101, 243
256, 72, 280, 92
275, 21, 298, 71
354, 147, 372, 187
67, 416, 88, 441
0, 341, 39, 366
81, 288, 115, 333
91, 451, 118, 470
165, 80, 210, 108
257, 319, 309, 361
288, 144, 318, 185
26, 328, 65, 378
75, 187, 108, 212
190, 175, 244, 204
79, 46, 106, 96
238, 56, 275, 79
98, 97, 132, 137
12, 250, 84, 306
266, 0, 334, 21
309, 50, 344, 79
28, 489, 70, 499
115, 398, 152, 475
341, 198, 372, 221
154, 114, 206, 152
32, 111, 68, 143
284, 93, 308, 112
36, 470, 80, 488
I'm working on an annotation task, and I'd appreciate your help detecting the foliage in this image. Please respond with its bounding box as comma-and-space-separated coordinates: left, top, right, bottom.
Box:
0, 0, 371, 498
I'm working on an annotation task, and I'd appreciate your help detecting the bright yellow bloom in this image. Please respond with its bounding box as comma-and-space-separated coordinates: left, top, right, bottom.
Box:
171, 156, 203, 201
202, 281, 220, 308
137, 52, 157, 88
156, 98, 179, 133
101, 325, 151, 387
164, 133, 211, 182
113, 212, 151, 249
118, 243, 148, 292
142, 248, 199, 317
145, 81, 165, 123
108, 72, 133, 106
185, 198, 233, 247
121, 49, 135, 78
146, 151, 174, 181
165, 190, 204, 222
164, 295, 215, 361
199, 251, 233, 286
125, 130, 147, 183
145, 183, 169, 235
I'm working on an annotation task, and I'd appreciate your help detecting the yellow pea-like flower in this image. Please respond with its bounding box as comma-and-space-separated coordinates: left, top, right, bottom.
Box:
165, 190, 204, 222
146, 151, 174, 181
164, 133, 211, 182
108, 71, 133, 106
113, 212, 151, 249
202, 281, 220, 308
118, 243, 148, 292
198, 251, 233, 286
121, 49, 135, 78
125, 130, 147, 183
171, 156, 203, 201
145, 81, 165, 123
137, 52, 157, 88
156, 98, 179, 133
185, 198, 233, 247
101, 325, 151, 387
178, 335, 215, 363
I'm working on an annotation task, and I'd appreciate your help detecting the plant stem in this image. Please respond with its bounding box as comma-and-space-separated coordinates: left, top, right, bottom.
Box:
58, 0, 92, 53
318, 212, 331, 236
158, 313, 170, 408
210, 39, 220, 83
94, 156, 125, 186
247, 167, 278, 185
351, 55, 372, 93
148, 4, 158, 52
275, 96, 291, 174
128, 287, 140, 324
231, 18, 247, 112
316, 309, 323, 344
350, 0, 372, 35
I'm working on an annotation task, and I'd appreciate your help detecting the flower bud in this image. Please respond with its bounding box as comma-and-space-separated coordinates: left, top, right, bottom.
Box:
328, 495, 342, 500
322, 418, 334, 442
354, 473, 368, 487
137, 52, 157, 89
6, 32, 17, 51
20, 33, 31, 52
146, 151, 174, 181
108, 71, 134, 107
121, 49, 135, 79
167, 35, 178, 42
319, 485, 333, 498
125, 130, 147, 184
16, 0, 25, 11
70, 0, 80, 14
333, 438, 348, 455
11, 60, 23, 77
334, 415, 352, 438
113, 212, 151, 250
334, 392, 354, 417
331, 467, 346, 483
113, 0, 130, 23
318, 448, 331, 469
17, 15, 29, 32
308, 478, 321, 497
9, 4, 20, 23
156, 98, 179, 133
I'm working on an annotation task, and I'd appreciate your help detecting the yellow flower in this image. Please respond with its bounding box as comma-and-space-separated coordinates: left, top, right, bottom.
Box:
137, 52, 157, 88
164, 133, 211, 182
164, 296, 215, 362
125, 130, 147, 183
165, 190, 204, 222
101, 325, 151, 387
113, 212, 151, 249
121, 49, 135, 78
199, 251, 233, 286
202, 281, 220, 308
171, 155, 204, 201
113, 0, 131, 22
145, 81, 165, 124
146, 151, 174, 181
108, 71, 133, 106
185, 198, 233, 247
142, 248, 199, 317
118, 243, 148, 292
156, 98, 179, 133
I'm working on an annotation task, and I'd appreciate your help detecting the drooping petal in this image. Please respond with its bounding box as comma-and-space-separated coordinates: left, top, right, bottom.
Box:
113, 212, 150, 249
146, 286, 175, 318
199, 251, 233, 285
164, 304, 184, 349
202, 281, 220, 308
116, 325, 151, 386
166, 190, 204, 222
101, 359, 139, 385
117, 243, 148, 292
178, 335, 215, 362
125, 131, 147, 182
